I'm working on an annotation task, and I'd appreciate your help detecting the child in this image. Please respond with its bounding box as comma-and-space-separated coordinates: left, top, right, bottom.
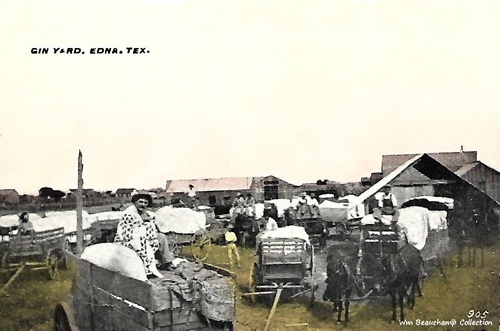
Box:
225, 225, 241, 268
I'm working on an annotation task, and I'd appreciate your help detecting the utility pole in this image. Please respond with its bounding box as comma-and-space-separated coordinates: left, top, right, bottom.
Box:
76, 150, 84, 254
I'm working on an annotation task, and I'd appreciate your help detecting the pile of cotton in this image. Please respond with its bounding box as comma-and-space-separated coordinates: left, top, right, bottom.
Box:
259, 225, 310, 244
44, 210, 89, 218
428, 210, 448, 231
319, 200, 349, 223
398, 206, 430, 251
155, 206, 206, 234
91, 211, 124, 222
81, 243, 147, 281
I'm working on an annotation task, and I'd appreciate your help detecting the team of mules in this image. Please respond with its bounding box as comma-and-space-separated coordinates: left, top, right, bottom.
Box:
322, 238, 423, 325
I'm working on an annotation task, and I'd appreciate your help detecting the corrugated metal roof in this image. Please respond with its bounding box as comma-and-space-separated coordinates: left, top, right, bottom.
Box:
166, 177, 257, 193
382, 151, 477, 175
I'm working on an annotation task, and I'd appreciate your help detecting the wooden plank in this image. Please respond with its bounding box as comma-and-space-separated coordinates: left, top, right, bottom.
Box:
90, 263, 152, 309
154, 306, 204, 328
92, 285, 152, 329
72, 286, 93, 331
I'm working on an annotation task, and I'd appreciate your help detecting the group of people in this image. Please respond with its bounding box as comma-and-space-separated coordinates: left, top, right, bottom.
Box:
231, 192, 256, 219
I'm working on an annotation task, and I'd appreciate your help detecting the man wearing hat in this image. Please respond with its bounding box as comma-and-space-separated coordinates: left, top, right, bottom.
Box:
114, 193, 173, 278
374, 184, 398, 216
224, 223, 241, 268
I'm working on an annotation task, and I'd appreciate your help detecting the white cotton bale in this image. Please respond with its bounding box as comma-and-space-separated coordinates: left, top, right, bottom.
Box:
81, 243, 148, 282
155, 207, 206, 234
259, 225, 310, 244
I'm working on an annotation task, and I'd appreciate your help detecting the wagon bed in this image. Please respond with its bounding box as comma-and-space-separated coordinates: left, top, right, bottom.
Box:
55, 253, 235, 331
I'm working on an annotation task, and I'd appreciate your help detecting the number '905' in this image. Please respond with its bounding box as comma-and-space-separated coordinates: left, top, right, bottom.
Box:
467, 310, 489, 319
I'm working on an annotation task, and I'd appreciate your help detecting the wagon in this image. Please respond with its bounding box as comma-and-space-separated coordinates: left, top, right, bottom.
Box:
0, 226, 66, 295
54, 252, 235, 331
297, 217, 328, 249
244, 229, 316, 330
89, 207, 223, 262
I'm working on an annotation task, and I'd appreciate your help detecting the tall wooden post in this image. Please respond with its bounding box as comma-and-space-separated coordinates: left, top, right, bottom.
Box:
76, 150, 84, 254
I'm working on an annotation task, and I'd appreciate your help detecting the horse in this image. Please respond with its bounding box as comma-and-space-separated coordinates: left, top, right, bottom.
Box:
381, 243, 422, 322
322, 241, 360, 325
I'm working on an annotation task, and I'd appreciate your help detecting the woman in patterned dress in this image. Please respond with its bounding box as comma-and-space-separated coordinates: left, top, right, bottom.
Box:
114, 193, 165, 278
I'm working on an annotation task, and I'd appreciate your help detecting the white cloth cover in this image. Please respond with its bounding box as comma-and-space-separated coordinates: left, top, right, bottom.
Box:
81, 243, 148, 282
428, 210, 448, 231
91, 211, 124, 221
154, 206, 206, 234
397, 206, 430, 251
259, 225, 310, 244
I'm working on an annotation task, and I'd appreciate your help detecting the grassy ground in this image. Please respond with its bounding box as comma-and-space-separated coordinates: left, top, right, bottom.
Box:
0, 240, 498, 331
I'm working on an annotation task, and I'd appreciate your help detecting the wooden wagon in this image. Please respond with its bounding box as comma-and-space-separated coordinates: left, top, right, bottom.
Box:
54, 253, 235, 331
0, 227, 66, 295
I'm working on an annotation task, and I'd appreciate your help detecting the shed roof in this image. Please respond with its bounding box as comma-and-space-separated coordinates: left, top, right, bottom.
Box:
166, 177, 259, 193
354, 153, 500, 208
382, 151, 477, 175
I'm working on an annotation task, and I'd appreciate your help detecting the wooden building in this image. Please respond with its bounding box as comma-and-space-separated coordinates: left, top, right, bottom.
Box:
355, 153, 500, 239
165, 176, 296, 207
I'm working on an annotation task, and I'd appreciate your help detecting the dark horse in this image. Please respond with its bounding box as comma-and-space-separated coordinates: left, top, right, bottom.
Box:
323, 240, 423, 325
322, 241, 360, 325
381, 243, 422, 322
233, 214, 259, 247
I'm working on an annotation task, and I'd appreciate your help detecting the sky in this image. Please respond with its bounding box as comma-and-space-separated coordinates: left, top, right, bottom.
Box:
1, 0, 499, 195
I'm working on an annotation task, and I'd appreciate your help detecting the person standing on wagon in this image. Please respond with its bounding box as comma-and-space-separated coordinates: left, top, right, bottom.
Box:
114, 193, 173, 278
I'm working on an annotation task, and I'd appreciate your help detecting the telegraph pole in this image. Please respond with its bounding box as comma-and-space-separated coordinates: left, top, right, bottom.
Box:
76, 150, 84, 254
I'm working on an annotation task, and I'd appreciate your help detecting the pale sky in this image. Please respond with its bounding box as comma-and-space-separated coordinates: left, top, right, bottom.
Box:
1, 0, 499, 195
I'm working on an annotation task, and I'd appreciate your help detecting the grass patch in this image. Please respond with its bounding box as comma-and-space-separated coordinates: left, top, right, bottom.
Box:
0, 240, 498, 331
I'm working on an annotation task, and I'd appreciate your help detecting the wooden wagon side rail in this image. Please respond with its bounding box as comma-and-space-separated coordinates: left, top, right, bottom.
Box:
65, 252, 233, 330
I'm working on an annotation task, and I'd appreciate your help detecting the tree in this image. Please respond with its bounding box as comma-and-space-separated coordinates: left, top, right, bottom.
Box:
38, 187, 66, 202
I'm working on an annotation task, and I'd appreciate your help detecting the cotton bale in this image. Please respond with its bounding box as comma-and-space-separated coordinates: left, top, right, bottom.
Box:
81, 243, 148, 282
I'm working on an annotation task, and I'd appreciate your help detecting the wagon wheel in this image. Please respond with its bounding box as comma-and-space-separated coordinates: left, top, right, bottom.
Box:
167, 240, 182, 257
248, 263, 259, 304
191, 231, 211, 262
54, 303, 77, 331
46, 250, 60, 280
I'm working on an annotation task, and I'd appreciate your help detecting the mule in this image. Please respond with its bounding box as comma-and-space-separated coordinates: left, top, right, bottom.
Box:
381, 243, 422, 322
322, 242, 359, 325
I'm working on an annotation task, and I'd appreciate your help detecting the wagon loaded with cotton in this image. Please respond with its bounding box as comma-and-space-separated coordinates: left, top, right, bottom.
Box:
243, 226, 316, 330
54, 243, 235, 331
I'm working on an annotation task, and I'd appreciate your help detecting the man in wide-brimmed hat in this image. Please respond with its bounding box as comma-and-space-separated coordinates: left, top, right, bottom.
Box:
115, 193, 174, 278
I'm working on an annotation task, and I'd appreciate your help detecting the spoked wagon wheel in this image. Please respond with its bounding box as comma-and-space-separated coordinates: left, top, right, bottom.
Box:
47, 250, 60, 280
191, 231, 211, 262
167, 240, 182, 257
